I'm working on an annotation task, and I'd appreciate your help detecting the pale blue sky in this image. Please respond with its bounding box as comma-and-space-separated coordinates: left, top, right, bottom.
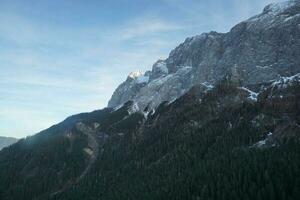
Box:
0, 0, 283, 138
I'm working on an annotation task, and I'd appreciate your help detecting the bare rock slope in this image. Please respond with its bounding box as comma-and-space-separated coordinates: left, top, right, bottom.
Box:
108, 0, 300, 109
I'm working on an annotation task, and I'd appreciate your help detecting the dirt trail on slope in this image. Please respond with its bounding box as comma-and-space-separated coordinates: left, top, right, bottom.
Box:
50, 122, 99, 197
76, 123, 99, 181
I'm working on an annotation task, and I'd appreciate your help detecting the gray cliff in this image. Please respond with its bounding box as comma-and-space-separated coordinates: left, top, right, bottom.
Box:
108, 0, 300, 109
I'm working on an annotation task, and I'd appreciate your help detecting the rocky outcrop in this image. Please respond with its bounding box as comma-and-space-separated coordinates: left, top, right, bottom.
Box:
108, 71, 150, 107
108, 0, 300, 110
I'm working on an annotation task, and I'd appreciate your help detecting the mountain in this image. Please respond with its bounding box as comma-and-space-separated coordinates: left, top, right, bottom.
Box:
108, 0, 300, 109
0, 74, 299, 200
0, 136, 18, 150
0, 1, 300, 200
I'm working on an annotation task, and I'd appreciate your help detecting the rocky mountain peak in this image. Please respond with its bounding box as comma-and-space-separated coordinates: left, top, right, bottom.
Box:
108, 0, 300, 110
128, 71, 143, 78
127, 71, 149, 84
263, 0, 298, 15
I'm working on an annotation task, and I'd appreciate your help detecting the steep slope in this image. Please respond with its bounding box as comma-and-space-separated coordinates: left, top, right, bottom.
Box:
0, 105, 144, 200
54, 75, 299, 200
0, 1, 299, 199
108, 0, 300, 109
0, 136, 18, 150
0, 74, 299, 200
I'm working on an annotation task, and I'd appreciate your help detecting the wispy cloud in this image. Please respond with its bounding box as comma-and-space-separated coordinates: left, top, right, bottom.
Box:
0, 10, 181, 137
118, 17, 183, 40
0, 0, 285, 138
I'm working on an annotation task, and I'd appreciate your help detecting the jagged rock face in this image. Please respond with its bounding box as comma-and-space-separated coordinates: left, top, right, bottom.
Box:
108, 72, 149, 107
108, 0, 300, 109
149, 60, 169, 81
220, 0, 300, 84
134, 66, 194, 109
166, 32, 225, 81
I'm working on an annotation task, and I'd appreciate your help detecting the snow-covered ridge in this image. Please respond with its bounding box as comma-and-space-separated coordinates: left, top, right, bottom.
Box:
128, 71, 144, 79
128, 71, 149, 84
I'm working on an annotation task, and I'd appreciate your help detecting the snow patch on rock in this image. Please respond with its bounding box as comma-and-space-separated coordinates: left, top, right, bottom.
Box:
128, 71, 150, 84
252, 132, 274, 148
238, 87, 258, 101
271, 73, 300, 89
284, 13, 300, 22
128, 71, 143, 79
112, 104, 123, 112
128, 71, 149, 84
201, 82, 214, 90
128, 102, 140, 115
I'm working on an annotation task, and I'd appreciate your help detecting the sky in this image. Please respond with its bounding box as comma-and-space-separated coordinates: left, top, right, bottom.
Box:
0, 0, 283, 138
